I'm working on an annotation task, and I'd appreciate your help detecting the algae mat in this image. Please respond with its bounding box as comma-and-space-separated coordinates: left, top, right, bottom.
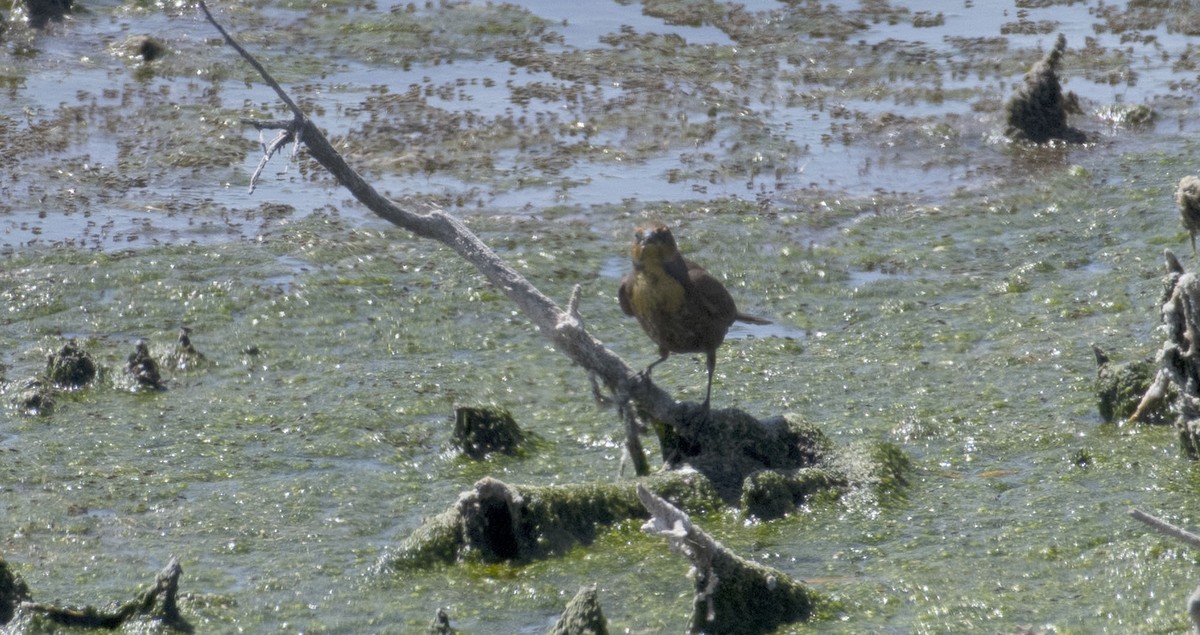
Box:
2, 0, 1200, 632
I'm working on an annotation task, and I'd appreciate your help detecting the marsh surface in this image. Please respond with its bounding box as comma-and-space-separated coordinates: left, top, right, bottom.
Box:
3, 0, 1200, 632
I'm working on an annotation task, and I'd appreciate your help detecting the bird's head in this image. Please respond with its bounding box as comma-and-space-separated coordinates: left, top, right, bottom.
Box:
630, 223, 679, 268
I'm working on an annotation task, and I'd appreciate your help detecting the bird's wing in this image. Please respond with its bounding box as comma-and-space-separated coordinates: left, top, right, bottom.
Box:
617, 273, 635, 316
662, 255, 692, 288
685, 259, 738, 322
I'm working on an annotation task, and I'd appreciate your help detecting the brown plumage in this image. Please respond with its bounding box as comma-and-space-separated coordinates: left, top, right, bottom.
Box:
618, 223, 770, 412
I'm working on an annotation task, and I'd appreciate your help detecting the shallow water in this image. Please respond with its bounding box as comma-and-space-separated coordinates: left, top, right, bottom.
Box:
3, 0, 1200, 633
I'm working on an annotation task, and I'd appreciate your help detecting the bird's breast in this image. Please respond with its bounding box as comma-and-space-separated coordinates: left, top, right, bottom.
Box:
630, 268, 685, 317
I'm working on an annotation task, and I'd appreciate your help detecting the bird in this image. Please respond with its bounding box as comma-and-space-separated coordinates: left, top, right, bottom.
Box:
1176, 175, 1200, 253
618, 222, 770, 413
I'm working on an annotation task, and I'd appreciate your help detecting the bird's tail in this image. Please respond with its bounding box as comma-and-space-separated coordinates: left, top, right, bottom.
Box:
735, 312, 772, 325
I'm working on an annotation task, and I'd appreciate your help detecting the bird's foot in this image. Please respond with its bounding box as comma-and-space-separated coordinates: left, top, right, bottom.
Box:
631, 364, 660, 389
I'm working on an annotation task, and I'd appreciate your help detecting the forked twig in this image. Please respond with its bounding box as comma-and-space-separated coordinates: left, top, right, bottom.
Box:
199, 2, 302, 118
196, 1, 679, 456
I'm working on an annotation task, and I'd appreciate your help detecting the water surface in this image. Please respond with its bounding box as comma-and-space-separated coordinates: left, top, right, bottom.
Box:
2, 0, 1200, 632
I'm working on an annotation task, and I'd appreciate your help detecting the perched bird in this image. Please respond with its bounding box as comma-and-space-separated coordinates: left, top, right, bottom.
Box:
618, 222, 770, 412
1176, 175, 1200, 253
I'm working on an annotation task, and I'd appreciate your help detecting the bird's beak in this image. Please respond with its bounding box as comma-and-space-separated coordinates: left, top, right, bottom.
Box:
638, 227, 664, 247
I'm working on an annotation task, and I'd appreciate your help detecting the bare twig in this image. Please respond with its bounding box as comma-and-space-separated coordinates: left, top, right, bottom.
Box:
565, 284, 583, 321
247, 128, 294, 194
197, 3, 683, 436
638, 483, 716, 620
18, 556, 191, 632
1129, 369, 1169, 424
1129, 508, 1200, 634
637, 484, 817, 632
1130, 508, 1200, 550
198, 2, 302, 118
620, 398, 649, 476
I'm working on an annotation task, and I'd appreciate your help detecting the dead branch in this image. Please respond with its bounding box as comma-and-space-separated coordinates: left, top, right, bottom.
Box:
247, 123, 294, 195
1130, 508, 1200, 550
197, 1, 686, 473
1129, 508, 1200, 634
1131, 250, 1200, 455
16, 557, 191, 632
636, 483, 819, 634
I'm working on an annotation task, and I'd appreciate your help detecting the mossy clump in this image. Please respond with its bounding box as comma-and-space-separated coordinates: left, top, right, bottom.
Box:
826, 439, 912, 504
165, 326, 208, 371
428, 608, 455, 634
453, 405, 524, 459
547, 585, 608, 635
377, 473, 724, 571
1004, 33, 1086, 143
740, 468, 841, 521
380, 502, 465, 570
12, 378, 54, 416
639, 484, 827, 633
23, 0, 72, 29
693, 548, 818, 635
135, 36, 166, 62
668, 411, 834, 502
126, 340, 166, 391
45, 340, 97, 389
1093, 346, 1166, 423
868, 440, 913, 494
1096, 103, 1155, 126
0, 558, 31, 625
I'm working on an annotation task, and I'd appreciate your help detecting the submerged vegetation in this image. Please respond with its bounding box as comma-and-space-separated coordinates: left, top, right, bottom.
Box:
3, 0, 1200, 632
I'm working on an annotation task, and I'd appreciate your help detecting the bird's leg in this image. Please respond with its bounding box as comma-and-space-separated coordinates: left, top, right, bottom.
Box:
701, 349, 716, 413
674, 351, 717, 443
639, 350, 670, 380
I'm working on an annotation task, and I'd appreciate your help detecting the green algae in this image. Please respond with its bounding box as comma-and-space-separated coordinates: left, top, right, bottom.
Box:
330, 2, 556, 65
5, 0, 1200, 632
